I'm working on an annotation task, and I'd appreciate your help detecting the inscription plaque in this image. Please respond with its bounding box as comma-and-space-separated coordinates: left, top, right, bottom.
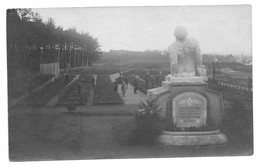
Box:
172, 91, 207, 128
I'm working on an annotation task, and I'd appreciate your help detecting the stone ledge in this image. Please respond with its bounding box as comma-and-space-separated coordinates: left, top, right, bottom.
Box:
147, 87, 169, 99
157, 129, 228, 147
165, 75, 206, 84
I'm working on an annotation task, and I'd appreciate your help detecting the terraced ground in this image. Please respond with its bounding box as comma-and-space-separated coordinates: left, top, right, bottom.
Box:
8, 73, 54, 99
57, 74, 92, 106
93, 75, 123, 105
17, 74, 76, 106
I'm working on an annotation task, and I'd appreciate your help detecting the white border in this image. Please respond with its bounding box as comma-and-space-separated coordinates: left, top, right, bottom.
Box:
1, 0, 259, 168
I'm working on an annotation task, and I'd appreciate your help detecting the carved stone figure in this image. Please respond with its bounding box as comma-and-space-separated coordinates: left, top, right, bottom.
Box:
167, 26, 203, 77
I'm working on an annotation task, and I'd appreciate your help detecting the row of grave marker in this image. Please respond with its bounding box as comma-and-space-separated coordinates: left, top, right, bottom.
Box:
217, 81, 252, 92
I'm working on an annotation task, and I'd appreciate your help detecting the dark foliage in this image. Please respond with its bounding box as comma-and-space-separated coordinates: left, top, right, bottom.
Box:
222, 96, 252, 131
7, 9, 102, 70
132, 99, 164, 145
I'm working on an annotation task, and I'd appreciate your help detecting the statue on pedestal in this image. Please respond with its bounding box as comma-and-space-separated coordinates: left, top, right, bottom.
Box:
167, 26, 206, 79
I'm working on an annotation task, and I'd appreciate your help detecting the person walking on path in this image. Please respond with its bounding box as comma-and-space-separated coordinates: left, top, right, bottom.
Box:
133, 76, 138, 94
121, 80, 126, 97
125, 77, 129, 89
113, 78, 118, 92
77, 77, 87, 95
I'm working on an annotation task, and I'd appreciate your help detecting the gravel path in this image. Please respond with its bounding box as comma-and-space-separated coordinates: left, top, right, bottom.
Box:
110, 73, 146, 105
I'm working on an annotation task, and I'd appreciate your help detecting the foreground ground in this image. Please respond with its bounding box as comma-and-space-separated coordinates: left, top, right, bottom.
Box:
9, 104, 253, 161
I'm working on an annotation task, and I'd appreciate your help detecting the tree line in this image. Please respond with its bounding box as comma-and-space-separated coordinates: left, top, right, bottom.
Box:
7, 9, 102, 71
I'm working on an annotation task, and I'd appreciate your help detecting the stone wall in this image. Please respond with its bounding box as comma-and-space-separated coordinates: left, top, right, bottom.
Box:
40, 62, 60, 76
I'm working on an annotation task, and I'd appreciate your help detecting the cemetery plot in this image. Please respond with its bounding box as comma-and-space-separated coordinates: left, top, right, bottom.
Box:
58, 82, 91, 106
58, 75, 92, 106
93, 75, 123, 105
17, 74, 76, 106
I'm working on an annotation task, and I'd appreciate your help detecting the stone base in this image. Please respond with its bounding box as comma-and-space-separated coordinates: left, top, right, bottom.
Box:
165, 75, 206, 84
157, 130, 228, 147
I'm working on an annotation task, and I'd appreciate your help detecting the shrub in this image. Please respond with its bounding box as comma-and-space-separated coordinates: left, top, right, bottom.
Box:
132, 98, 164, 145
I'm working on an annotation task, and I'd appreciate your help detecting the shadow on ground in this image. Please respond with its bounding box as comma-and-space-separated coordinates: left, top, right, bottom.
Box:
9, 108, 253, 161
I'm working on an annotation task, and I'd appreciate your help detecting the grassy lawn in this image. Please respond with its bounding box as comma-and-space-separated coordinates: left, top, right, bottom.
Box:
9, 112, 63, 161
9, 111, 253, 161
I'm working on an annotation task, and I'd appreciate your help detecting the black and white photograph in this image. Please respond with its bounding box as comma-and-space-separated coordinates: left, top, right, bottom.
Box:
4, 2, 255, 165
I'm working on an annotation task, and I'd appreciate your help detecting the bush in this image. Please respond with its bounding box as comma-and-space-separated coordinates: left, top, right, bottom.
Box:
132, 98, 164, 145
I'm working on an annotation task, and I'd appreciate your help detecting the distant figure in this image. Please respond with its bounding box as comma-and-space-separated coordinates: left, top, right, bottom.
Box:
91, 75, 96, 89
121, 81, 126, 97
248, 76, 252, 91
113, 78, 118, 92
118, 75, 123, 84
125, 77, 129, 89
133, 76, 138, 94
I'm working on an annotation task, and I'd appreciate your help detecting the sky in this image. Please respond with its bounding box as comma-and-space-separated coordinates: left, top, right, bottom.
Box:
33, 5, 252, 56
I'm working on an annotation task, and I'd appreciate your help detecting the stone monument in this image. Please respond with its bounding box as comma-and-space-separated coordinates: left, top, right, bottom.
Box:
147, 26, 227, 146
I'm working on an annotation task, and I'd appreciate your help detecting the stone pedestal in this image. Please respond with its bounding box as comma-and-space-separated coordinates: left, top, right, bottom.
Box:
147, 75, 227, 146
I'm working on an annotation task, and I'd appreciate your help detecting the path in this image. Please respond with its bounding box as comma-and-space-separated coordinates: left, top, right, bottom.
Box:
110, 73, 146, 105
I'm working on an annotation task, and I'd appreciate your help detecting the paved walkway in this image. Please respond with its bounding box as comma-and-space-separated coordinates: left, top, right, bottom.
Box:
110, 73, 146, 105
